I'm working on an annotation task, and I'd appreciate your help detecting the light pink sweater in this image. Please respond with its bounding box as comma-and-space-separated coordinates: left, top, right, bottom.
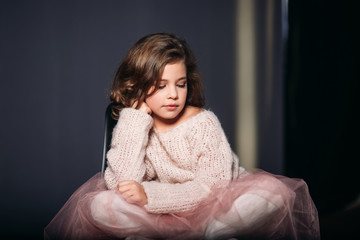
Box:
104, 108, 239, 214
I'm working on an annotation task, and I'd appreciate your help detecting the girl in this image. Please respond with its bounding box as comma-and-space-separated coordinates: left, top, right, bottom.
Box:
45, 33, 320, 240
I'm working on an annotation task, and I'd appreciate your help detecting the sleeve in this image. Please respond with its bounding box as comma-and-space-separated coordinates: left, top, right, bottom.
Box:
142, 113, 234, 214
104, 108, 153, 189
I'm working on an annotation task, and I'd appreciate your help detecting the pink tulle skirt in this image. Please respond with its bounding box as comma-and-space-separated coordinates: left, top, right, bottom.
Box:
44, 170, 320, 240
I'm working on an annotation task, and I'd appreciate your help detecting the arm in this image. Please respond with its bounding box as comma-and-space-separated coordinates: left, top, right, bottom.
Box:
142, 114, 234, 214
104, 107, 153, 189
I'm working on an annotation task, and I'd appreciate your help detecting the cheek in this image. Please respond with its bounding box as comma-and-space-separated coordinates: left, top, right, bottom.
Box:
180, 89, 188, 101
145, 94, 161, 109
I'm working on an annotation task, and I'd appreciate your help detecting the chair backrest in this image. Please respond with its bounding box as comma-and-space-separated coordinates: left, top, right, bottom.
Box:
101, 103, 118, 172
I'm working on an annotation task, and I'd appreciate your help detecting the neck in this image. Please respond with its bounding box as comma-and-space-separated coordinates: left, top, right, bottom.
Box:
153, 108, 186, 133
152, 106, 202, 133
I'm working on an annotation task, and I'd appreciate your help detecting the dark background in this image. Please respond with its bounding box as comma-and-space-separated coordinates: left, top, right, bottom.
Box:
1, 0, 359, 239
285, 0, 359, 239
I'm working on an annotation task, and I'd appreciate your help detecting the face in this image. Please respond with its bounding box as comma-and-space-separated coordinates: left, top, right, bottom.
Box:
146, 61, 187, 124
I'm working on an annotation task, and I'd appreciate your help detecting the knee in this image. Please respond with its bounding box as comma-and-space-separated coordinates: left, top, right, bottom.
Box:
91, 191, 112, 223
251, 174, 291, 208
90, 191, 143, 229
255, 174, 284, 190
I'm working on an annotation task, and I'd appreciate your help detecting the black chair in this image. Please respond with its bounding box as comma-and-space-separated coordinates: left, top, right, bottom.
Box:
101, 103, 118, 173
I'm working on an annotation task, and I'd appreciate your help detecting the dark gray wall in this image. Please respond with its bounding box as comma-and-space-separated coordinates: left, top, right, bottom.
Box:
0, 0, 236, 238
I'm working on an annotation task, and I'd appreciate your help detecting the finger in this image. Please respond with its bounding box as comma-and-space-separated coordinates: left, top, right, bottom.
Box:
120, 190, 133, 199
124, 196, 136, 205
125, 193, 147, 206
122, 192, 139, 204
138, 101, 152, 114
117, 180, 135, 186
118, 183, 141, 195
121, 192, 142, 205
117, 182, 133, 193
131, 100, 138, 109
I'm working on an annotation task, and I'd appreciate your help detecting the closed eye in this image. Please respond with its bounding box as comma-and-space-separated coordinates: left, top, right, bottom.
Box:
177, 83, 187, 88
158, 78, 187, 89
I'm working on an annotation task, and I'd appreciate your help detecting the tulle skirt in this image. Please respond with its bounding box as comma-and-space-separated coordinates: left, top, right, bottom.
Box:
44, 170, 320, 240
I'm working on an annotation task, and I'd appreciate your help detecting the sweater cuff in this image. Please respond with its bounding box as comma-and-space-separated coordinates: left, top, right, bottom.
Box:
142, 181, 161, 213
118, 108, 153, 132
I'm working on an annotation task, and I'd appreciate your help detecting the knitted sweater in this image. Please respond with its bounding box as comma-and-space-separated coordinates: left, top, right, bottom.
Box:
104, 108, 239, 214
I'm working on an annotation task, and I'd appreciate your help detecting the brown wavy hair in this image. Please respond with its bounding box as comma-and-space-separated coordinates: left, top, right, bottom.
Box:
109, 33, 205, 119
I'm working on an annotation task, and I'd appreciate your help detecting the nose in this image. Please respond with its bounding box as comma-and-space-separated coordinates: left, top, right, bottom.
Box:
167, 85, 178, 99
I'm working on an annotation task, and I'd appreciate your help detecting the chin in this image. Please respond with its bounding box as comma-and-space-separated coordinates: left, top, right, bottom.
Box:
154, 110, 181, 120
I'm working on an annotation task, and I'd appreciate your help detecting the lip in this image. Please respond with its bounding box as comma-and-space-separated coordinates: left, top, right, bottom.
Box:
163, 104, 179, 110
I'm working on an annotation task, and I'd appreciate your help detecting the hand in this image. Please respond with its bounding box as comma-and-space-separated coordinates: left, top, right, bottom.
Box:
117, 180, 148, 206
131, 100, 152, 115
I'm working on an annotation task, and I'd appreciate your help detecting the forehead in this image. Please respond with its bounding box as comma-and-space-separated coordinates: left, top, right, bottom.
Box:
160, 62, 187, 80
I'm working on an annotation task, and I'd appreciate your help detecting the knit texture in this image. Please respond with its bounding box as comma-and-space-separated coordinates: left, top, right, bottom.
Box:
104, 108, 238, 214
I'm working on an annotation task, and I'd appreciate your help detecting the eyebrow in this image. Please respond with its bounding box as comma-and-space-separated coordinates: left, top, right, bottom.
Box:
160, 77, 187, 82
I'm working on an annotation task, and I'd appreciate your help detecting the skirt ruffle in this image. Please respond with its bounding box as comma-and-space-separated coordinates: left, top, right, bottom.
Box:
44, 170, 319, 240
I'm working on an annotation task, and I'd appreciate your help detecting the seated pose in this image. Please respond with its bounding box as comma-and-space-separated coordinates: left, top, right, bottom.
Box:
45, 33, 320, 240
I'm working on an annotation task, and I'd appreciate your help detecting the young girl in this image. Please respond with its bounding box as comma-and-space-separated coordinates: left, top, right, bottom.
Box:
45, 33, 320, 240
